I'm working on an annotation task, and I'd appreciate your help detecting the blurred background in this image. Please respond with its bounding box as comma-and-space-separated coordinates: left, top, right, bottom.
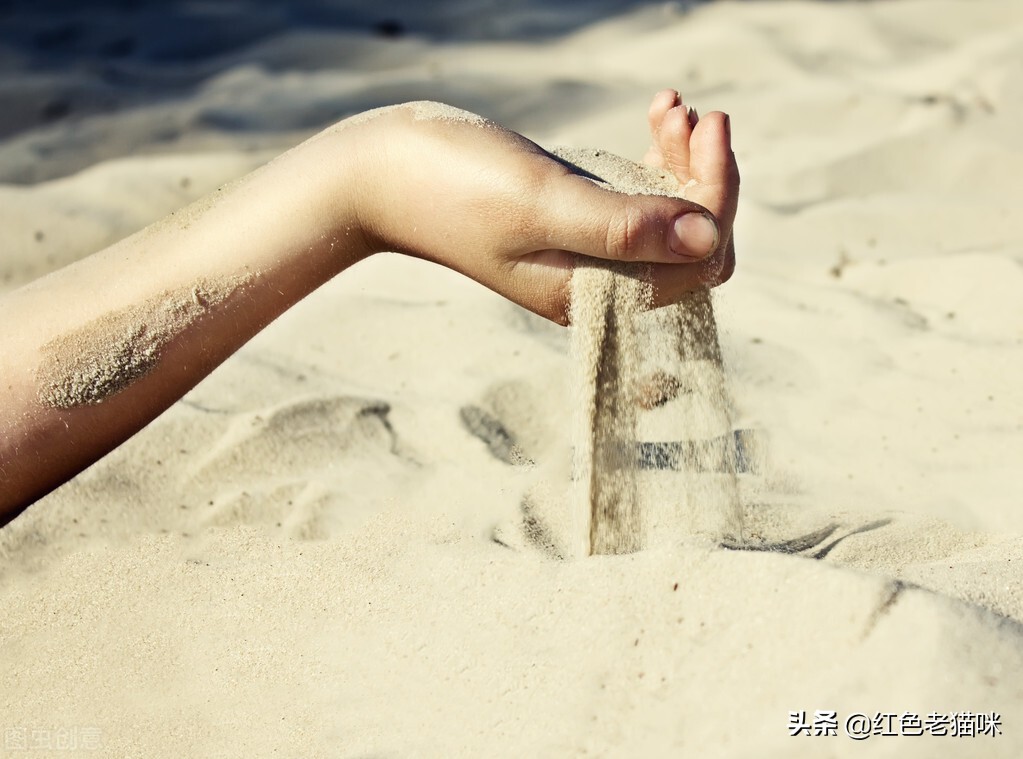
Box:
0, 0, 714, 183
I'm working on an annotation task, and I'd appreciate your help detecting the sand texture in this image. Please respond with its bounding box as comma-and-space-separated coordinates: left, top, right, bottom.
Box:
2, 1, 1023, 756
557, 147, 741, 554
37, 279, 247, 408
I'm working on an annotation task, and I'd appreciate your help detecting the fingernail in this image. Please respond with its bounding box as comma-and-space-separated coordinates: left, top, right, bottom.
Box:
724, 113, 731, 141
671, 212, 719, 260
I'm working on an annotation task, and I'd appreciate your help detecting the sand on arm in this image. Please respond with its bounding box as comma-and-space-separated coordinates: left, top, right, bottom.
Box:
37, 277, 250, 409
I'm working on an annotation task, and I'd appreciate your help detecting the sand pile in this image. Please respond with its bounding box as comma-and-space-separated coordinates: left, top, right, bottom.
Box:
558, 148, 742, 555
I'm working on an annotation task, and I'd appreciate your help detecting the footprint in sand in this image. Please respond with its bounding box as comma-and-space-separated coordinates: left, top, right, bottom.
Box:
188, 395, 416, 539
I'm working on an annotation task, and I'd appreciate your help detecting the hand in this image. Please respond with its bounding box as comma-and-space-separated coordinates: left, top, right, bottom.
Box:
335, 93, 739, 323
0, 93, 739, 520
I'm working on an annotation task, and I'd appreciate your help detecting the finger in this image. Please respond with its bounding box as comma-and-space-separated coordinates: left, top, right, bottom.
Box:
537, 172, 721, 264
645, 89, 680, 170
717, 234, 737, 284
647, 89, 681, 142
647, 233, 736, 308
687, 111, 739, 230
657, 103, 695, 183
508, 232, 735, 325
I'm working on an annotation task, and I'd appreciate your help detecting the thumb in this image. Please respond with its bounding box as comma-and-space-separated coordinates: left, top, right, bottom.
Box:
539, 171, 721, 264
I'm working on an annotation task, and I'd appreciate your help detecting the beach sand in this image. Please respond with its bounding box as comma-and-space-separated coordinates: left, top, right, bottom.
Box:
2, 1, 1022, 756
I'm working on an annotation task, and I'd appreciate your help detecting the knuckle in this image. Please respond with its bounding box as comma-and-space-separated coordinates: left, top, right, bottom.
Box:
605, 202, 642, 261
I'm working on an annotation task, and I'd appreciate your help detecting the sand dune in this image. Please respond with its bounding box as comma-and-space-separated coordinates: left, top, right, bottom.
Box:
2, 0, 1022, 756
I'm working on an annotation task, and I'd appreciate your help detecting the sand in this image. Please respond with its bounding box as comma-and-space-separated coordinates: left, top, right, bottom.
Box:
557, 147, 741, 555
2, 0, 1023, 756
38, 278, 249, 408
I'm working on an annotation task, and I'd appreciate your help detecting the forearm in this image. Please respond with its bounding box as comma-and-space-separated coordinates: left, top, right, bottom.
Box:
0, 128, 368, 522
0, 95, 740, 523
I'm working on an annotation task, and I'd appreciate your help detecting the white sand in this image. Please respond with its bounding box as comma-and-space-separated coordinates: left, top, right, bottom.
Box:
559, 147, 741, 555
2, 1, 1023, 756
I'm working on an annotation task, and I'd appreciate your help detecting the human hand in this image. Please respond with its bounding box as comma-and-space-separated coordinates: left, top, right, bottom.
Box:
336, 93, 739, 324
0, 92, 739, 518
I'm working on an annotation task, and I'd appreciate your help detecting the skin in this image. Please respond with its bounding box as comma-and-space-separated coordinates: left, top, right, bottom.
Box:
0, 89, 739, 525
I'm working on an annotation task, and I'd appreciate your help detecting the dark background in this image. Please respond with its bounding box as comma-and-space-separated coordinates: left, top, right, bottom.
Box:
0, 0, 723, 182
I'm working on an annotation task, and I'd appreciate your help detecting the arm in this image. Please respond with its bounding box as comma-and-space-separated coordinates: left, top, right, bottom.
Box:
0, 96, 737, 523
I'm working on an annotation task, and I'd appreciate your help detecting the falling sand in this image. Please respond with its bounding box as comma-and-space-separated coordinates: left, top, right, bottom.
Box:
554, 148, 743, 555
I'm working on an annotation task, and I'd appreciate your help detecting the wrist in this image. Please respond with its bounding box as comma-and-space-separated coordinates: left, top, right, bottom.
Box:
279, 121, 380, 277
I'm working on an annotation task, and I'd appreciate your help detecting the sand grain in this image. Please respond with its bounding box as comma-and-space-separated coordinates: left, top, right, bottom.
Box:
38, 278, 248, 408
555, 147, 742, 554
